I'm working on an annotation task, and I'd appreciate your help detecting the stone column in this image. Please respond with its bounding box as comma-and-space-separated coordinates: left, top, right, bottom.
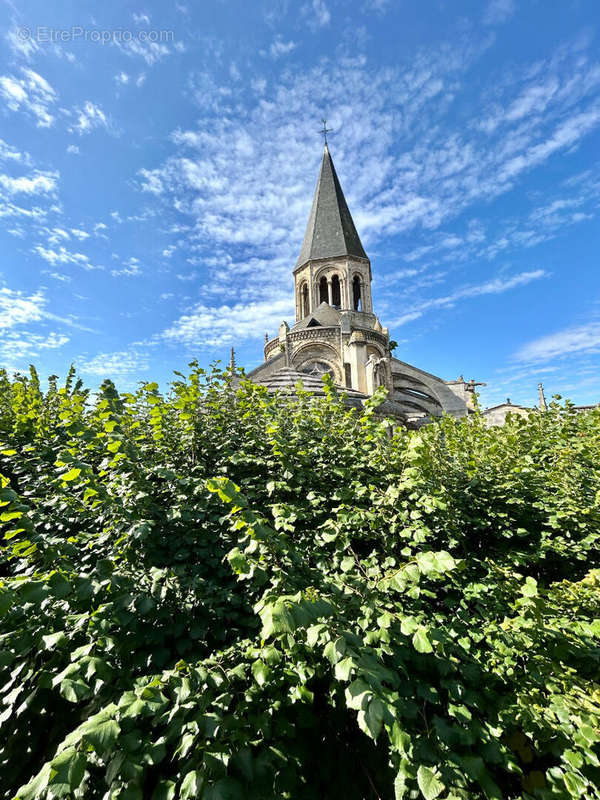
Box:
327, 278, 333, 305
361, 280, 370, 312
365, 355, 377, 395
347, 331, 368, 393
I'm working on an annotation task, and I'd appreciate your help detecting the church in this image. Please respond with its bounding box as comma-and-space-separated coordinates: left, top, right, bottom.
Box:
247, 144, 479, 426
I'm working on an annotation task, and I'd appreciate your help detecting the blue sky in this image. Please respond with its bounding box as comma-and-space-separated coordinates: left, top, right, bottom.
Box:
1, 0, 599, 407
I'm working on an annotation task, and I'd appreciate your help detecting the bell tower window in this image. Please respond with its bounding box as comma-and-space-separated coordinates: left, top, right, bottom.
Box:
319, 276, 328, 304
300, 282, 309, 317
353, 275, 362, 311
331, 274, 341, 307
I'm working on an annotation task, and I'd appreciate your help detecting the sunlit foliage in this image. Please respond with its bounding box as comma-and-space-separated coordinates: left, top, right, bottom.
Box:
1, 364, 599, 799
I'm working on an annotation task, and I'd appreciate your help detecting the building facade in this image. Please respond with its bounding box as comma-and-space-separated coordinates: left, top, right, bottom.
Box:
247, 144, 479, 425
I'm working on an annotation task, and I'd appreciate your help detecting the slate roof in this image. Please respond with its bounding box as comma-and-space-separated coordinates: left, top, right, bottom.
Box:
259, 367, 367, 398
292, 301, 341, 330
295, 144, 368, 269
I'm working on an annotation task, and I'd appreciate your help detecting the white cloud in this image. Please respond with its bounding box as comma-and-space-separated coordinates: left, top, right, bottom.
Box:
116, 37, 171, 65
69, 101, 112, 135
115, 71, 130, 85
497, 106, 600, 183
46, 271, 72, 283
78, 350, 150, 376
389, 270, 548, 326
364, 0, 390, 12
139, 168, 164, 194
131, 36, 600, 348
0, 330, 69, 367
66, 144, 80, 154
33, 244, 99, 270
0, 286, 80, 365
0, 139, 31, 164
132, 12, 151, 25
161, 297, 294, 349
515, 322, 600, 363
0, 170, 57, 196
0, 68, 57, 127
305, 0, 331, 28
483, 0, 515, 25
6, 28, 40, 59
139, 41, 600, 277
111, 257, 142, 277
46, 227, 70, 244
0, 287, 47, 329
251, 77, 267, 94
267, 38, 297, 59
94, 222, 109, 237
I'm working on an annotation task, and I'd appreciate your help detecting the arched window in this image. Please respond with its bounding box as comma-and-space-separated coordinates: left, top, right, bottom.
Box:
300, 282, 309, 317
352, 275, 362, 311
331, 274, 341, 307
319, 276, 328, 304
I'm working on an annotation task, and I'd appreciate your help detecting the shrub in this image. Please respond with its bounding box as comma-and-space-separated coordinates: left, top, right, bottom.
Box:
1, 363, 599, 799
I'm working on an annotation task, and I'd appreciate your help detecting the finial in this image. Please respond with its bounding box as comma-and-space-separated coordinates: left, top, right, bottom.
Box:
506, 397, 511, 405
265, 332, 269, 343
538, 382, 547, 411
229, 347, 236, 371
319, 117, 333, 146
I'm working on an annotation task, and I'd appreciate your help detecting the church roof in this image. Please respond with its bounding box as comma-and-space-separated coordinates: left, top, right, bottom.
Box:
295, 144, 368, 270
292, 301, 341, 330
258, 367, 367, 398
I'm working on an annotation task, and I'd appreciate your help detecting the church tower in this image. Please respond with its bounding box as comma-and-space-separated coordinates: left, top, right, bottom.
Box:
247, 143, 477, 425
257, 142, 393, 395
294, 143, 373, 320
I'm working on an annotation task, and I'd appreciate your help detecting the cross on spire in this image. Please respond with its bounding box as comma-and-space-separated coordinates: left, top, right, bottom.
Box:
319, 118, 333, 145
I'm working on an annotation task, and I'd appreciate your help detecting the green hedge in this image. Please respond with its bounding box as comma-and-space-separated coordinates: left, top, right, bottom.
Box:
1, 363, 599, 799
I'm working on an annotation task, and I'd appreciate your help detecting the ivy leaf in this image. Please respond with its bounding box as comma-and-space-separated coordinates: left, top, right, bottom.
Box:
521, 577, 538, 597
389, 722, 410, 755
417, 765, 444, 800
251, 659, 270, 686
61, 468, 81, 482
412, 627, 433, 653
15, 763, 52, 800
60, 678, 89, 703
45, 747, 86, 795
259, 600, 296, 639
400, 616, 419, 635
345, 679, 371, 711
206, 478, 247, 507
42, 631, 67, 650
180, 771, 205, 799
334, 656, 354, 681
359, 696, 385, 740
83, 718, 120, 754
432, 551, 456, 572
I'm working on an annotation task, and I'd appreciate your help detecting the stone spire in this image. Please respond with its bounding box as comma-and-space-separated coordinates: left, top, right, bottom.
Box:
229, 347, 236, 371
538, 382, 547, 411
295, 144, 367, 270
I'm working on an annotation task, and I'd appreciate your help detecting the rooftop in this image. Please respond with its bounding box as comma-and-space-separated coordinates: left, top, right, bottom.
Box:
295, 144, 368, 270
